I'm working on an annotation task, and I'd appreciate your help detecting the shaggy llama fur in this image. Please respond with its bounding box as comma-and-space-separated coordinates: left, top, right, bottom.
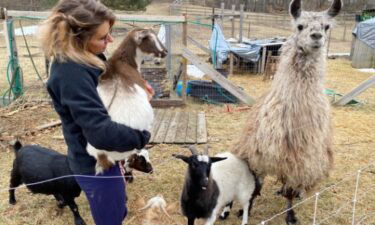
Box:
231, 0, 342, 195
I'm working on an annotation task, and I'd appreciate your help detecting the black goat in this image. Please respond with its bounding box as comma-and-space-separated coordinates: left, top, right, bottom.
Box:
9, 141, 85, 225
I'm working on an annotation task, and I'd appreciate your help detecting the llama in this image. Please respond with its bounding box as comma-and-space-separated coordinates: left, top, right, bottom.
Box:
231, 0, 342, 224
86, 28, 167, 174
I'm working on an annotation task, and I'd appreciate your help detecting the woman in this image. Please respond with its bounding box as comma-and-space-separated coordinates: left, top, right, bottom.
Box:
40, 0, 151, 224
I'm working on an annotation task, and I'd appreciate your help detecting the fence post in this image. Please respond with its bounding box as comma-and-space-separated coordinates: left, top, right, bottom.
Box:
239, 4, 244, 43
221, 2, 225, 27
231, 4, 235, 38
229, 5, 235, 76
165, 24, 172, 79
351, 170, 362, 225
342, 12, 347, 41
3, 8, 22, 101
182, 14, 188, 103
327, 29, 332, 57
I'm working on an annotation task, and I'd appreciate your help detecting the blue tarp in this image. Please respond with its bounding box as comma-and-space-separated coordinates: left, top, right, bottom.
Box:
353, 18, 375, 49
209, 23, 284, 68
209, 23, 231, 68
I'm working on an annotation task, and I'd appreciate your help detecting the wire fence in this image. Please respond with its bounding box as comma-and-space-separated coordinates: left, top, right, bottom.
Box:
0, 143, 373, 225
167, 1, 375, 105
0, 16, 187, 107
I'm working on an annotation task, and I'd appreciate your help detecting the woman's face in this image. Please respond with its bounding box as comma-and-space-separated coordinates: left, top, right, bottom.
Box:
87, 21, 113, 55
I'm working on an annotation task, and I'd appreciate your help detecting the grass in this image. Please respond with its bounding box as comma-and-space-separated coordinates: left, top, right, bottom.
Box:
0, 4, 374, 224
0, 57, 374, 225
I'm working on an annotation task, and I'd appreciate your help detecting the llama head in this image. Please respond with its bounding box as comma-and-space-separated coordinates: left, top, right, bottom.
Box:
289, 0, 342, 54
132, 28, 168, 59
173, 145, 226, 190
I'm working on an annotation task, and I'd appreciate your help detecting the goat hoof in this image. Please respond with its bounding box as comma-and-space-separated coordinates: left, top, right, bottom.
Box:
75, 218, 86, 225
219, 211, 230, 220
9, 199, 16, 205
237, 209, 244, 218
57, 201, 66, 209
285, 216, 299, 225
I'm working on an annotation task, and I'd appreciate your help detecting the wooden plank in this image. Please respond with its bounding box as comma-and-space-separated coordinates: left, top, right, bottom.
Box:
185, 112, 197, 144
150, 109, 165, 143
36, 120, 61, 131
174, 111, 189, 144
150, 99, 184, 108
182, 48, 255, 105
153, 110, 173, 143
164, 111, 181, 143
334, 75, 375, 106
197, 112, 207, 144
187, 35, 210, 54
7, 10, 186, 22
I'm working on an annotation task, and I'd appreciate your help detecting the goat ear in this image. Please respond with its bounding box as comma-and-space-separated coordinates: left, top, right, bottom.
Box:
326, 0, 342, 18
289, 0, 301, 20
173, 154, 190, 163
135, 30, 149, 45
210, 157, 227, 163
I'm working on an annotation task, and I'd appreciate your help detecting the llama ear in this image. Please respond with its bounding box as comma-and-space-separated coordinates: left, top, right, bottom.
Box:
326, 0, 342, 18
289, 0, 301, 19
173, 154, 190, 163
135, 30, 149, 45
210, 157, 227, 163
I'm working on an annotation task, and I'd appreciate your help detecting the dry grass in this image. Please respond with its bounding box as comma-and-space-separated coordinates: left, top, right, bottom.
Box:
1, 5, 375, 224
0, 57, 374, 225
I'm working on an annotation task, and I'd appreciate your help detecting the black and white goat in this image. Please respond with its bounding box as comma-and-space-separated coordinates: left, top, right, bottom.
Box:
9, 141, 85, 225
87, 28, 168, 174
174, 146, 262, 225
9, 141, 153, 225
122, 148, 153, 183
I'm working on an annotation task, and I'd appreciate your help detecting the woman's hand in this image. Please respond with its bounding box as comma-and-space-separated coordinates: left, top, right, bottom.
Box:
145, 82, 155, 101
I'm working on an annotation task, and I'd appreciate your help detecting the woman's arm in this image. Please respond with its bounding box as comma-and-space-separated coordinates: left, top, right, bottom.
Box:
58, 65, 150, 152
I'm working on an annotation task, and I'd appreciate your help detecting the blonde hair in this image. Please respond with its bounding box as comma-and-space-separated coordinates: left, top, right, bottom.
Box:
39, 0, 115, 71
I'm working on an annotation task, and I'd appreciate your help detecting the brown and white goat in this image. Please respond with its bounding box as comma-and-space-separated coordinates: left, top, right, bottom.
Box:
86, 28, 167, 174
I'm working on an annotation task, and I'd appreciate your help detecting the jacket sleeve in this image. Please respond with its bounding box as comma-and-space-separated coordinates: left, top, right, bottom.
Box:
59, 65, 150, 152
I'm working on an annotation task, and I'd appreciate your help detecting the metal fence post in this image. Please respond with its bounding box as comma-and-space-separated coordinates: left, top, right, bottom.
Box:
165, 24, 172, 79
239, 4, 244, 43
182, 14, 188, 103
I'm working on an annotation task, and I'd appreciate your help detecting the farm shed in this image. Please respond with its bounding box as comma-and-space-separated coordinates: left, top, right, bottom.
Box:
351, 18, 375, 68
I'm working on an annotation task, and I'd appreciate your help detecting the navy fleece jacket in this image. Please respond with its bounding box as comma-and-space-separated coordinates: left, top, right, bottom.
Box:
47, 58, 151, 174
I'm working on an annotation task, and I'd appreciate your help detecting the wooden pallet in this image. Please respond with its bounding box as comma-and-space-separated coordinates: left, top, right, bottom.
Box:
150, 109, 207, 144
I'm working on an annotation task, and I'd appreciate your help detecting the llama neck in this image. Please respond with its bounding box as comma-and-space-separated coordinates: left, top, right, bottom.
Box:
273, 38, 326, 88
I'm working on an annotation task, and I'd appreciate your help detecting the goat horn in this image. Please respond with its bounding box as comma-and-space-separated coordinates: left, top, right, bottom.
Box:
188, 145, 199, 155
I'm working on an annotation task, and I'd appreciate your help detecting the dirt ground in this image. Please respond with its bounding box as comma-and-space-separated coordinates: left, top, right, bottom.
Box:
0, 2, 375, 225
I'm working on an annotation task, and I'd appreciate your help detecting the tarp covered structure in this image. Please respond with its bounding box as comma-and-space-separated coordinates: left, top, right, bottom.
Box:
353, 18, 375, 49
209, 23, 284, 69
